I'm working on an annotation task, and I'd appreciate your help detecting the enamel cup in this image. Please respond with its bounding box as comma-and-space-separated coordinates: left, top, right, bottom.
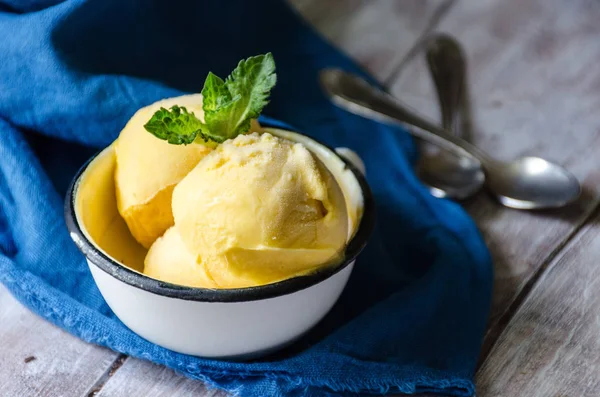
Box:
65, 128, 374, 359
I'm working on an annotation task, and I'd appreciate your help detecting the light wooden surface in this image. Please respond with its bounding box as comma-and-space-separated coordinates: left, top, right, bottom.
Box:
3, 0, 600, 396
95, 359, 224, 397
0, 284, 118, 397
476, 209, 600, 397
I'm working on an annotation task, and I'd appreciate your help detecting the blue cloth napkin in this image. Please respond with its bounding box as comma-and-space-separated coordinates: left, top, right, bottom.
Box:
0, 0, 493, 395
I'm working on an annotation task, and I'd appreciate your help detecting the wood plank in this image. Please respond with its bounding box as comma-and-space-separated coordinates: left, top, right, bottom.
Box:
288, 0, 453, 82
0, 283, 119, 397
476, 209, 600, 396
95, 359, 225, 397
389, 0, 600, 355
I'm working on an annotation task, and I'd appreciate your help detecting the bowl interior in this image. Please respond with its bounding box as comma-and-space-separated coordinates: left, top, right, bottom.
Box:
74, 128, 365, 279
76, 144, 147, 272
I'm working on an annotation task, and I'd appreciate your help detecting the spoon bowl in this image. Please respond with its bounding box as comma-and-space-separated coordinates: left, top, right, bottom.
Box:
417, 148, 484, 199
487, 157, 581, 210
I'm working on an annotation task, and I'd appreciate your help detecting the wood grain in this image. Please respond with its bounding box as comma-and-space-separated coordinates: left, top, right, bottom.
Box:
476, 209, 600, 396
288, 0, 453, 82
0, 284, 119, 397
390, 0, 600, 355
95, 359, 226, 397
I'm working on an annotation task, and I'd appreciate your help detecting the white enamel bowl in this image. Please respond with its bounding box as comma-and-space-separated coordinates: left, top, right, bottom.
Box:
65, 127, 374, 359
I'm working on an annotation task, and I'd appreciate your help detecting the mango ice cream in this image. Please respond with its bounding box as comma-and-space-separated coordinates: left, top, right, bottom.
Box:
112, 54, 352, 289
144, 132, 349, 288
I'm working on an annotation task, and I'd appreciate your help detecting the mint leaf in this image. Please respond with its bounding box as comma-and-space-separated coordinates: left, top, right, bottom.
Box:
213, 52, 276, 139
144, 53, 277, 145
202, 72, 235, 111
143, 106, 205, 145
202, 98, 243, 143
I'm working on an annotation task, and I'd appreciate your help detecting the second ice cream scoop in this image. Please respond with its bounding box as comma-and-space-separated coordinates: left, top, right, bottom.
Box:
145, 132, 349, 288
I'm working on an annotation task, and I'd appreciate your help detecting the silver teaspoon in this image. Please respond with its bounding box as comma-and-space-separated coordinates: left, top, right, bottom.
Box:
320, 68, 581, 210
417, 34, 484, 200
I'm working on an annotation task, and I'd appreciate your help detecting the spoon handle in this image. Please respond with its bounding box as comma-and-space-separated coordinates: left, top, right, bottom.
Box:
426, 34, 465, 133
320, 68, 493, 165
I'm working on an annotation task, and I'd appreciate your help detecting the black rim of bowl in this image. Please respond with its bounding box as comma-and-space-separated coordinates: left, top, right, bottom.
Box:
64, 128, 375, 302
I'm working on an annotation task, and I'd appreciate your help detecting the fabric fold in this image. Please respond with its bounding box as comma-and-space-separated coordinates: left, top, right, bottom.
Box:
0, 0, 493, 396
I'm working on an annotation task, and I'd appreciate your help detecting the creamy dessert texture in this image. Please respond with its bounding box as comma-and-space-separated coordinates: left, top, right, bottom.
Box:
145, 132, 348, 288
110, 53, 352, 288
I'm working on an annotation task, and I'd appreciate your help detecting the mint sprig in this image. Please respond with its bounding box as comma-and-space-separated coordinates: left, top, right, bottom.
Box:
143, 53, 276, 145
143, 106, 204, 145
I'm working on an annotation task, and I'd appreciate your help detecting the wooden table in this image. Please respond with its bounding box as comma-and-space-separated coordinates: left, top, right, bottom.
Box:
3, 1, 600, 395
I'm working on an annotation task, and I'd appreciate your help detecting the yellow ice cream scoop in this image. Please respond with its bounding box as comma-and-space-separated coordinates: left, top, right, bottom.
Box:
114, 93, 261, 248
144, 132, 349, 288
144, 226, 217, 288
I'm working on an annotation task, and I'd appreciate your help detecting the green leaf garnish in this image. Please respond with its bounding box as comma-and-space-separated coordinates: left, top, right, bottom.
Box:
143, 53, 276, 145
143, 106, 205, 145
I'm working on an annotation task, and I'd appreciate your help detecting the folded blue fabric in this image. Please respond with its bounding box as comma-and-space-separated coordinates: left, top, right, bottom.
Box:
0, 0, 493, 395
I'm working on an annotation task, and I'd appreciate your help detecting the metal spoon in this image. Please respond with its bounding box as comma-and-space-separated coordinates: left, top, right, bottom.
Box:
417, 34, 484, 200
320, 68, 581, 210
